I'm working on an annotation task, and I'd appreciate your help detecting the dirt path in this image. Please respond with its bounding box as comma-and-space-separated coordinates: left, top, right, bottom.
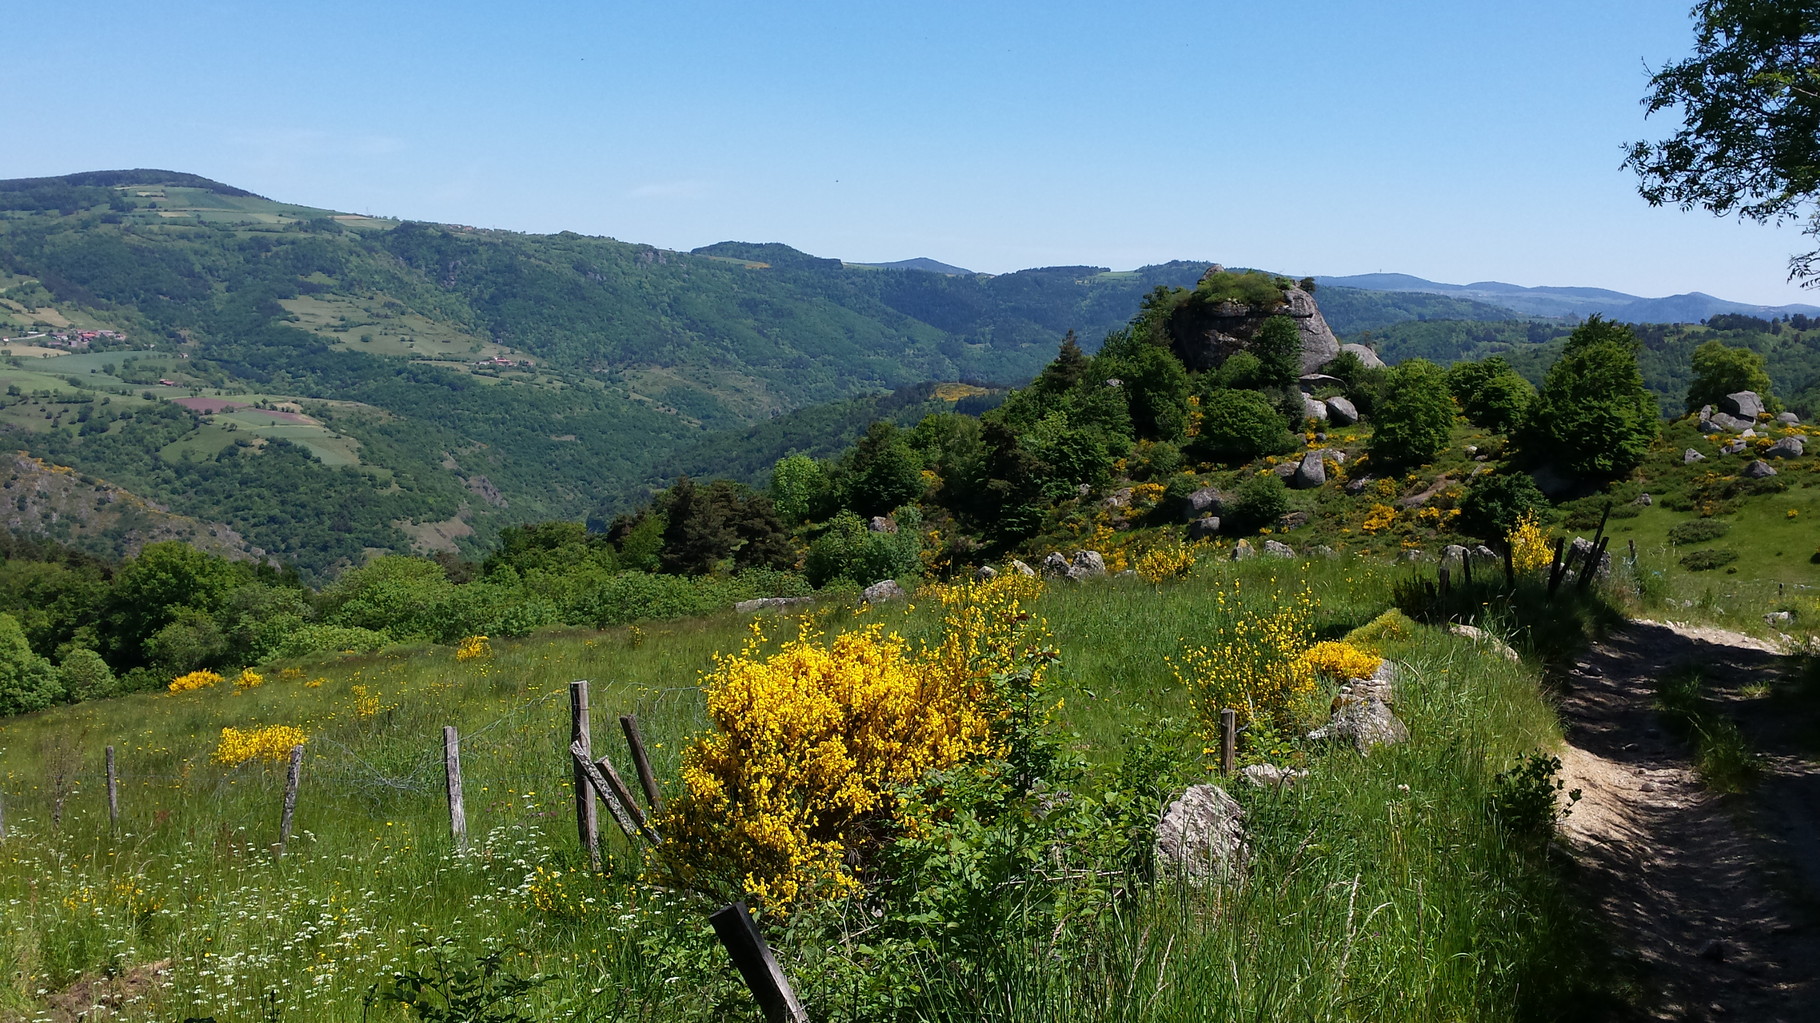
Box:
1555, 620, 1820, 1021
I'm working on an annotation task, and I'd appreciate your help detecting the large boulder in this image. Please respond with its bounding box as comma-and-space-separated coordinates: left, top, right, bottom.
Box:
1325, 395, 1359, 425
1262, 540, 1296, 558
1764, 436, 1805, 458
1009, 559, 1036, 577
1302, 394, 1329, 421
1707, 411, 1753, 432
1308, 695, 1409, 753
1154, 784, 1248, 883
1071, 550, 1108, 578
1744, 459, 1778, 479
974, 565, 998, 582
1298, 373, 1344, 391
1776, 411, 1801, 425
1683, 448, 1706, 464
862, 579, 907, 603
1230, 539, 1256, 561
1291, 450, 1328, 489
1170, 273, 1342, 375
1187, 515, 1222, 540
1184, 486, 1226, 521
1340, 343, 1386, 369
1721, 391, 1765, 420
1039, 552, 1072, 579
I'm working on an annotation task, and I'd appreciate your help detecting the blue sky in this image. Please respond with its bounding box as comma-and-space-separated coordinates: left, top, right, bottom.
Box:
11, 1, 1814, 306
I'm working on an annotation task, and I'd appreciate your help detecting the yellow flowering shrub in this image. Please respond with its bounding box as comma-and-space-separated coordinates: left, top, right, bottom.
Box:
1303, 641, 1382, 681
168, 670, 223, 693
656, 574, 1047, 912
1135, 540, 1198, 583
234, 668, 264, 690
455, 635, 491, 661
352, 684, 381, 718
1361, 504, 1397, 533
212, 725, 308, 766
1507, 511, 1552, 575
1168, 584, 1318, 732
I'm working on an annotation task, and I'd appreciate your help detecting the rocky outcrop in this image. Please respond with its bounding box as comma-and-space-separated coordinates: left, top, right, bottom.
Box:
1764, 436, 1805, 459
1325, 395, 1359, 425
1291, 450, 1327, 489
1340, 343, 1386, 369
1721, 391, 1764, 420
1308, 693, 1409, 753
1302, 395, 1328, 421
1, 452, 264, 563
1155, 784, 1248, 883
1169, 269, 1343, 375
1744, 459, 1778, 478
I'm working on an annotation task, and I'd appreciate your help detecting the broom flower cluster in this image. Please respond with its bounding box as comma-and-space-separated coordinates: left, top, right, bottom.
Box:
212, 725, 308, 766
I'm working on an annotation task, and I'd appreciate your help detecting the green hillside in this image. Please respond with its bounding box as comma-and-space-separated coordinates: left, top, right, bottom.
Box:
0, 171, 1539, 577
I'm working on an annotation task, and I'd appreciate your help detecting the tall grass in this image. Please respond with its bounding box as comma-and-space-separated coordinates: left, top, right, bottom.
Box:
0, 559, 1619, 1021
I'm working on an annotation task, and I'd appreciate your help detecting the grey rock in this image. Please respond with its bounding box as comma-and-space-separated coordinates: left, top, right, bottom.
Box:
1308, 695, 1409, 753
1262, 540, 1296, 558
1071, 550, 1108, 578
1276, 510, 1310, 530
1697, 417, 1727, 435
1187, 515, 1222, 540
1309, 544, 1338, 558
1744, 459, 1779, 479
1398, 549, 1426, 563
1039, 552, 1073, 579
1440, 544, 1469, 566
1634, 493, 1652, 506
1291, 450, 1328, 489
1171, 277, 1341, 375
1154, 784, 1248, 883
1741, 428, 1758, 438
1765, 611, 1795, 627
1272, 462, 1298, 479
1764, 436, 1804, 458
1009, 559, 1036, 577
1302, 394, 1329, 421
1720, 439, 1748, 456
1776, 411, 1800, 425
1448, 623, 1520, 662
1298, 373, 1344, 390
1568, 537, 1612, 579
1325, 395, 1359, 425
1722, 391, 1764, 420
735, 596, 814, 613
1472, 545, 1498, 561
1075, 483, 1092, 498
974, 565, 998, 582
1115, 569, 1137, 578
1683, 448, 1707, 464
1240, 764, 1308, 789
1710, 411, 1753, 432
1230, 539, 1256, 561
1185, 486, 1226, 520
862, 579, 907, 603
1343, 475, 1373, 495
1101, 487, 1134, 511
1340, 342, 1386, 369
867, 515, 898, 533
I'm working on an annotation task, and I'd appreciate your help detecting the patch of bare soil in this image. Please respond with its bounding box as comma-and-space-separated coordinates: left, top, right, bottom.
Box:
1555, 621, 1820, 1021
9, 959, 172, 1022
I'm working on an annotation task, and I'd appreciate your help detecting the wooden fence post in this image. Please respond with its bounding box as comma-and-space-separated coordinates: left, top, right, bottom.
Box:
443, 726, 467, 853
570, 742, 657, 843
619, 714, 664, 813
1438, 565, 1451, 595
105, 745, 119, 830
709, 901, 809, 1023
1502, 542, 1516, 588
1460, 549, 1474, 587
0, 790, 7, 841
277, 745, 303, 859
1577, 536, 1611, 592
1546, 537, 1569, 596
1220, 709, 1237, 776
570, 681, 600, 871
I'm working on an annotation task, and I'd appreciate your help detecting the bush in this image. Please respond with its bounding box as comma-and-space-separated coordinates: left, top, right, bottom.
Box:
1368, 359, 1455, 470
268, 625, 392, 660
1678, 548, 1739, 571
1668, 519, 1731, 545
804, 508, 923, 587
56, 647, 116, 702
1490, 752, 1579, 837
1188, 388, 1296, 464
1229, 473, 1289, 532
0, 612, 61, 716
1459, 471, 1550, 542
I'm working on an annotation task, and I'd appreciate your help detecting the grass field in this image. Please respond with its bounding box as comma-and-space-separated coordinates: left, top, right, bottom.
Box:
0, 559, 1630, 1021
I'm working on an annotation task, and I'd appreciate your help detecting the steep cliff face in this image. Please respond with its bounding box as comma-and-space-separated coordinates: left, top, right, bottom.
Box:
1166, 266, 1342, 374
2, 452, 262, 561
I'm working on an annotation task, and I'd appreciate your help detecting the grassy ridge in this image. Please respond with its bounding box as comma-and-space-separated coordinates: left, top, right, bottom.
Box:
0, 558, 1622, 1021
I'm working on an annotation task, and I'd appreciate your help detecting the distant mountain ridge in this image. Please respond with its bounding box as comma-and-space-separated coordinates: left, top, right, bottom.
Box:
848, 257, 977, 275
1314, 272, 1820, 324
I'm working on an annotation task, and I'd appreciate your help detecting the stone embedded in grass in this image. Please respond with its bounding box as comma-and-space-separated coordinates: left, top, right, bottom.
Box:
1684, 448, 1707, 464
1291, 451, 1327, 489
1240, 764, 1308, 789
1187, 515, 1221, 540
1448, 623, 1521, 663
735, 596, 814, 613
861, 579, 906, 603
1262, 540, 1296, 558
1155, 784, 1248, 883
1763, 437, 1804, 459
1743, 459, 1778, 479
1009, 559, 1036, 576
1231, 539, 1256, 561
1308, 694, 1409, 753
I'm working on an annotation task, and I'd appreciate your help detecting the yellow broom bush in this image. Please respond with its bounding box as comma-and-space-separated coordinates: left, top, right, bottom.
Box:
1167, 583, 1318, 733
212, 725, 308, 766
655, 574, 1047, 912
168, 670, 222, 693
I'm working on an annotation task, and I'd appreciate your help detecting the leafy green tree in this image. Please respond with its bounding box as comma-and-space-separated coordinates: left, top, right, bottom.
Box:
104, 542, 247, 666
1368, 359, 1455, 470
608, 509, 667, 574
1252, 315, 1302, 388
1458, 471, 1550, 542
56, 647, 116, 703
659, 476, 737, 576
1626, 2, 1820, 282
1029, 332, 1090, 397
1187, 388, 1297, 464
0, 612, 60, 716
1097, 341, 1190, 441
769, 453, 832, 524
1685, 339, 1777, 413
803, 507, 923, 587
839, 422, 926, 517
320, 556, 456, 642
1517, 317, 1661, 481
1446, 356, 1535, 433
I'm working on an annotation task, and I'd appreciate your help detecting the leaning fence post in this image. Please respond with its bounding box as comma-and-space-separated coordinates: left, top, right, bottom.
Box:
106, 745, 119, 830
619, 714, 664, 813
710, 901, 810, 1023
1220, 709, 1237, 776
570, 681, 600, 870
570, 742, 657, 843
1546, 537, 1569, 596
277, 745, 303, 859
443, 726, 468, 852
1577, 536, 1611, 592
